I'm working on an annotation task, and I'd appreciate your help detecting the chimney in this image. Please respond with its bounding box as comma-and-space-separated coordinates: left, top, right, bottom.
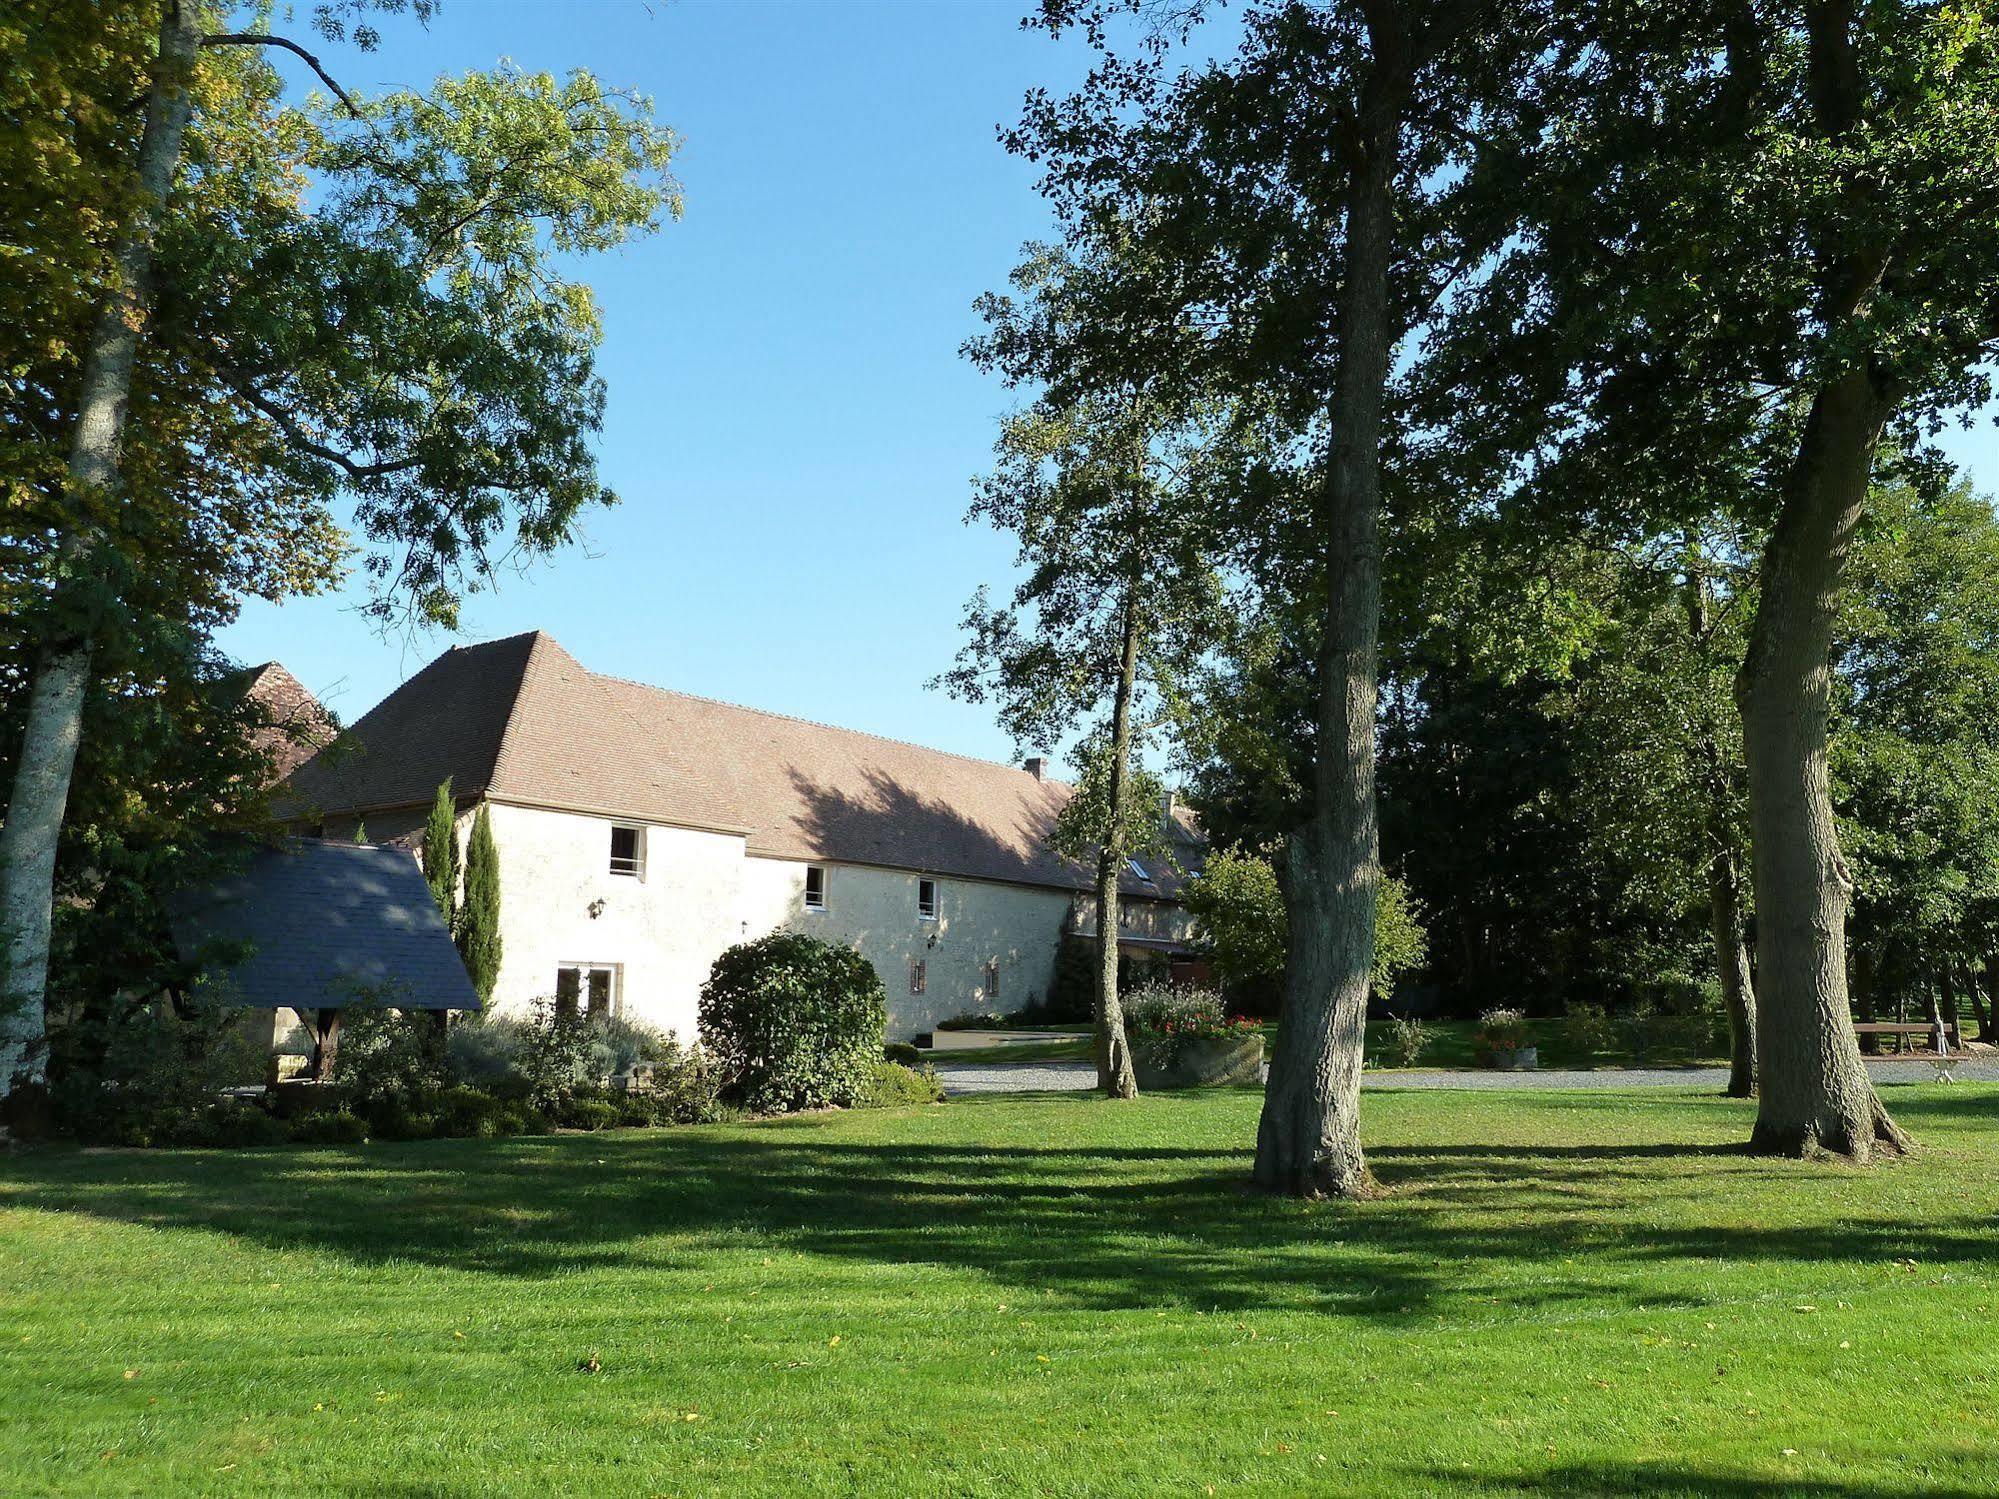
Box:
1160, 786, 1178, 826
1024, 756, 1047, 781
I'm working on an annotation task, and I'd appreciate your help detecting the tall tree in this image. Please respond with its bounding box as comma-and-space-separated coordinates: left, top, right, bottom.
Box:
0, 1, 680, 1094
457, 802, 501, 1006
420, 779, 459, 931
1018, 0, 1545, 1192
948, 237, 1229, 1099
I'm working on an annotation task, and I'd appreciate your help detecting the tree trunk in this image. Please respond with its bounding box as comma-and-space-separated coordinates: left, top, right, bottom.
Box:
1253, 53, 1405, 1198
1707, 846, 1758, 1098
1092, 588, 1142, 1100
1735, 368, 1909, 1159
1686, 552, 1756, 1097
0, 6, 200, 1096
1852, 948, 1879, 1054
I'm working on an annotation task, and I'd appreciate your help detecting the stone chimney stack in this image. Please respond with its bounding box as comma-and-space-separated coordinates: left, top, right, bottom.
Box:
1025, 756, 1047, 781
1160, 786, 1178, 827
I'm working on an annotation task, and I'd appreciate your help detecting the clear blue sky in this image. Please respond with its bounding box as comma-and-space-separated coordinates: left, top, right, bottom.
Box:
220, 0, 1101, 766
218, 1, 1999, 767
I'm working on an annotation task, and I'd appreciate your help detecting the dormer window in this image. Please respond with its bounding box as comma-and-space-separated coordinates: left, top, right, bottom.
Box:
609, 824, 644, 878
804, 865, 827, 911
917, 878, 938, 920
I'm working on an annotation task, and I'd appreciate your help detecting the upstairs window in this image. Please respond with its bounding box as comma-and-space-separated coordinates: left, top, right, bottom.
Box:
917, 878, 938, 920
909, 959, 926, 995
1126, 857, 1151, 882
609, 824, 644, 878
984, 958, 1000, 998
804, 865, 827, 911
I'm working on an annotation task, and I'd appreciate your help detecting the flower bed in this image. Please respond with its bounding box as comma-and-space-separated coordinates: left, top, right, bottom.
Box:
1125, 983, 1265, 1089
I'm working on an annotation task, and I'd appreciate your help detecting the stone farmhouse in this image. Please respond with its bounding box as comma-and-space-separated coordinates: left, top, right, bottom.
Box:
279, 631, 1200, 1039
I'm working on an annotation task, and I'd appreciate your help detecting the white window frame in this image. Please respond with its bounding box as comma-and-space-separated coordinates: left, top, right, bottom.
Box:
609, 823, 646, 879
556, 962, 622, 1019
917, 877, 938, 921
1126, 857, 1151, 882
803, 864, 827, 912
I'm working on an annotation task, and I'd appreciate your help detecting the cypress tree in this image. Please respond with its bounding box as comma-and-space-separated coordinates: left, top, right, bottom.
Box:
458, 803, 503, 1005
420, 778, 459, 930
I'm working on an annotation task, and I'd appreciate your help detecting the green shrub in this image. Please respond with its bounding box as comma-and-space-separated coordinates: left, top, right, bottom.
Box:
640, 1032, 722, 1124
334, 1004, 449, 1111
211, 1100, 289, 1149
288, 1109, 369, 1145
445, 1015, 527, 1085
432, 1084, 503, 1138
699, 933, 887, 1113
45, 993, 270, 1145
561, 1095, 622, 1131
884, 1041, 925, 1065
858, 1059, 945, 1108
1380, 1016, 1430, 1068
1564, 1002, 1615, 1057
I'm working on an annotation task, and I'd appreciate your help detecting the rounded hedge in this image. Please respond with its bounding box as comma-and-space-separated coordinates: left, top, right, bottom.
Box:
698, 932, 888, 1113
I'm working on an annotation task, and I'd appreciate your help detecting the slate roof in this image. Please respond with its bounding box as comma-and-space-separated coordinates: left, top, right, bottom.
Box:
283, 631, 1200, 899
171, 840, 479, 1012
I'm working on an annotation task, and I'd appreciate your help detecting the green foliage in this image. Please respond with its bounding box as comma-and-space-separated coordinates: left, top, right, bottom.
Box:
1380, 1017, 1431, 1070
45, 991, 268, 1147
1563, 1003, 1616, 1058
1184, 846, 1428, 1000
698, 933, 888, 1114
457, 803, 502, 1004
857, 1060, 945, 1109
420, 780, 458, 929
331, 1000, 448, 1112
1182, 845, 1287, 990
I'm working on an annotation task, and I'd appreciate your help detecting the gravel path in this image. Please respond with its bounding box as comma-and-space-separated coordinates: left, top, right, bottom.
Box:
933, 1056, 1999, 1095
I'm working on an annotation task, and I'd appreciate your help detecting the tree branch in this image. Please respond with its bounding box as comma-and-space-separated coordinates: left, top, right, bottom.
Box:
200, 32, 361, 117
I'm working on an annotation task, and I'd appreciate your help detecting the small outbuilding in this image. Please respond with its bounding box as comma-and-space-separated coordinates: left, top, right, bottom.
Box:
171, 838, 477, 1074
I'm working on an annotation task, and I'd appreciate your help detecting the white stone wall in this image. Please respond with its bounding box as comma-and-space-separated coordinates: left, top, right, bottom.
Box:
739, 857, 1075, 1036
479, 801, 746, 1041
343, 798, 1169, 1042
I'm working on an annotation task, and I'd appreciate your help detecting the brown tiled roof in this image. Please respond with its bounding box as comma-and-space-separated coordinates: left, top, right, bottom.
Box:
235, 663, 336, 783
283, 631, 1197, 898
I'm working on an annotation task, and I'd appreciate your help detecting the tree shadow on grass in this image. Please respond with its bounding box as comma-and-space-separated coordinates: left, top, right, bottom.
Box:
1438, 1456, 1994, 1498
6, 1104, 1997, 1324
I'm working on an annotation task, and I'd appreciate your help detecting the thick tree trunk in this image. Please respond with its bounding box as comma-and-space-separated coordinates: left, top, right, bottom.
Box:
1092, 589, 1143, 1100
1252, 57, 1405, 1199
1735, 368, 1909, 1159
0, 6, 199, 1095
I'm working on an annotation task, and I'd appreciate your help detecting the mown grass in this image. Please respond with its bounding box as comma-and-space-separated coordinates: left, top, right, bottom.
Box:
3, 1085, 1993, 1496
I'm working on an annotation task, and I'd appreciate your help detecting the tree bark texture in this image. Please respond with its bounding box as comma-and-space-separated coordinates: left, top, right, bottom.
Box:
1734, 369, 1909, 1159
0, 5, 199, 1094
1092, 589, 1142, 1100
1252, 42, 1406, 1198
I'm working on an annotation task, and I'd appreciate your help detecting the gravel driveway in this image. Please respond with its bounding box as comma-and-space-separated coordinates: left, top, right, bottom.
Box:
932, 1056, 1999, 1095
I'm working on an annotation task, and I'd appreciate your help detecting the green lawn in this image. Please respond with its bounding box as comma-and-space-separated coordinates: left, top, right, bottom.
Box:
4, 1086, 1994, 1496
